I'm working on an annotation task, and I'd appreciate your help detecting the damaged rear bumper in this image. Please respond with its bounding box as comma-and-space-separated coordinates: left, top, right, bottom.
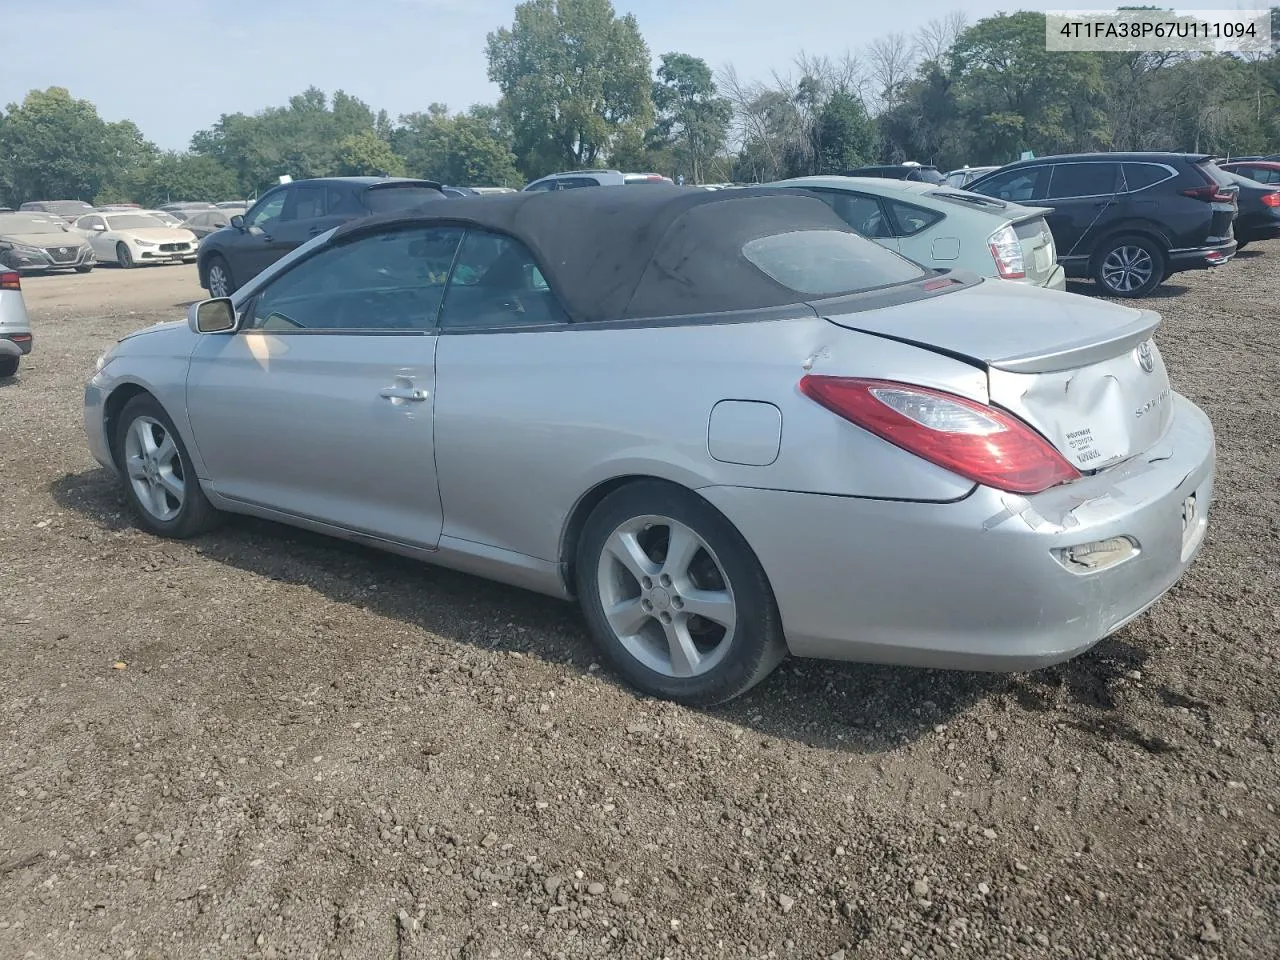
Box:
698, 392, 1215, 672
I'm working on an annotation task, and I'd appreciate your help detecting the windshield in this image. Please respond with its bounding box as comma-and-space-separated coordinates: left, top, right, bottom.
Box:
148, 212, 181, 224
0, 214, 68, 235
107, 214, 166, 230
363, 184, 445, 214
742, 228, 929, 296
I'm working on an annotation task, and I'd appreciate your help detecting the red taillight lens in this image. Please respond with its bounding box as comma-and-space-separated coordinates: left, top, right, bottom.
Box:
0, 271, 19, 291
798, 376, 1082, 495
1261, 193, 1280, 208
1181, 184, 1236, 203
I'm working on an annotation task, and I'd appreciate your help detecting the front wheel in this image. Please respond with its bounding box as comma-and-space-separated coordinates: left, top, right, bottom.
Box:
116, 242, 135, 269
75, 264, 94, 274
575, 480, 787, 706
205, 256, 235, 298
1093, 235, 1165, 298
114, 394, 221, 539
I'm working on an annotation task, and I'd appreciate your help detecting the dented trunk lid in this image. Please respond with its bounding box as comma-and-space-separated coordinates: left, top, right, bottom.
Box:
820, 279, 1174, 471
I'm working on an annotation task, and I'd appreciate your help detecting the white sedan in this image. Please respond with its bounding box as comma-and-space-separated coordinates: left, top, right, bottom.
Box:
71, 212, 199, 269
769, 176, 1067, 291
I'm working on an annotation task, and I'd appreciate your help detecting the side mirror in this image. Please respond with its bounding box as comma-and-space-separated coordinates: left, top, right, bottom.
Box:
229, 214, 246, 231
189, 298, 238, 334
93, 223, 107, 232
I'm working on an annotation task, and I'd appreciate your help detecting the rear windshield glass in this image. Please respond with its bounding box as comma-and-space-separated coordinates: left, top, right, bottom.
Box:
742, 229, 927, 296
915, 168, 946, 185
1197, 162, 1236, 187
363, 185, 445, 214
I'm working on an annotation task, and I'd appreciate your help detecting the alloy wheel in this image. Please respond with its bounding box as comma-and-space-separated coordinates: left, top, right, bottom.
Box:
595, 515, 738, 679
1100, 245, 1154, 294
208, 263, 231, 298
123, 416, 185, 522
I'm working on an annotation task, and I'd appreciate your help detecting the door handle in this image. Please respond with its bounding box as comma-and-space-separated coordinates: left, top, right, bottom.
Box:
379, 386, 428, 402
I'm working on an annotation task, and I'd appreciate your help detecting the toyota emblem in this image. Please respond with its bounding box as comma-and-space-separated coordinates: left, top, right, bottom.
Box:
1135, 340, 1155, 374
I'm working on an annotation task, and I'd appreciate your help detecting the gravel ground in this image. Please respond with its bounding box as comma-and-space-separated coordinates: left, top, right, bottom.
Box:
0, 256, 1277, 960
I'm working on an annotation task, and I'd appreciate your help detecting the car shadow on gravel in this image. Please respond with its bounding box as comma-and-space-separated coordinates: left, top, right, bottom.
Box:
51, 467, 1173, 755
1065, 280, 1192, 299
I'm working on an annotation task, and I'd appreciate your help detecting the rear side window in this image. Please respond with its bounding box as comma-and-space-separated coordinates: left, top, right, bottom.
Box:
1122, 163, 1171, 191
556, 177, 599, 189
912, 168, 946, 185
742, 229, 927, 297
1047, 162, 1119, 199
886, 199, 944, 236
813, 191, 893, 238
363, 184, 446, 215
1196, 161, 1237, 188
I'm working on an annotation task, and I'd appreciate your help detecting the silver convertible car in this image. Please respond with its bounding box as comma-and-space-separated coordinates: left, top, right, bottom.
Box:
84, 188, 1215, 705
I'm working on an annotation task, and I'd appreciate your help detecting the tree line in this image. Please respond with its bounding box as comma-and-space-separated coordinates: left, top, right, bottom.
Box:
2, 1, 1277, 207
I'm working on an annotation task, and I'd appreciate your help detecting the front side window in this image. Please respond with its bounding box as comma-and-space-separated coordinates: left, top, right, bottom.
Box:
1047, 162, 1120, 199
246, 226, 465, 332
246, 189, 288, 229
972, 167, 1049, 203
439, 230, 567, 329
523, 180, 556, 192
742, 229, 927, 297
79, 216, 105, 231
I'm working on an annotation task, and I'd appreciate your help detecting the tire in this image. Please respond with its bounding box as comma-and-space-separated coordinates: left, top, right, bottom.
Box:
1093, 235, 1165, 298
114, 394, 221, 539
116, 242, 135, 269
1235, 240, 1250, 252
0, 356, 18, 378
74, 264, 94, 274
205, 255, 235, 298
575, 480, 787, 706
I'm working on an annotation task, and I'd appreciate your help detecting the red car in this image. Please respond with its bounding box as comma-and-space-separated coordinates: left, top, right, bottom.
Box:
1217, 160, 1280, 186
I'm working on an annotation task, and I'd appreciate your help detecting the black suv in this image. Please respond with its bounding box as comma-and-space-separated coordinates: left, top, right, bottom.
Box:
966, 153, 1238, 297
197, 177, 446, 297
843, 164, 947, 185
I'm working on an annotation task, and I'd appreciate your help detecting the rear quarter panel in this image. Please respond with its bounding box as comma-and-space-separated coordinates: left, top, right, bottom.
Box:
432, 315, 987, 565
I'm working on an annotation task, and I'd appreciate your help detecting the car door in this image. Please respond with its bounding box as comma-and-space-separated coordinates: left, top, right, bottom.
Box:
257, 182, 332, 253
228, 186, 292, 281
807, 190, 900, 252
77, 215, 112, 258
1040, 161, 1122, 258
185, 223, 465, 546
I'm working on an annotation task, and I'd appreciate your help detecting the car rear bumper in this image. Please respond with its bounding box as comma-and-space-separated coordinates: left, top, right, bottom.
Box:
1040, 264, 1066, 291
698, 392, 1215, 672
1, 332, 33, 355
1167, 240, 1236, 272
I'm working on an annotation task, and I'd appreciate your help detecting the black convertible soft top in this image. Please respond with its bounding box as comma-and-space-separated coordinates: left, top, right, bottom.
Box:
330, 186, 884, 323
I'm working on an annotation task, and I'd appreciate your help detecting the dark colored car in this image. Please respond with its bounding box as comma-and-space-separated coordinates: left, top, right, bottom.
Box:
1217, 160, 1280, 186
966, 152, 1238, 298
842, 164, 947, 185
19, 199, 96, 220
1220, 172, 1280, 250
197, 177, 447, 297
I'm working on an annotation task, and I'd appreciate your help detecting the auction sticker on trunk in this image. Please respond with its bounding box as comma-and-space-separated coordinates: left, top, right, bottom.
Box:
1064, 426, 1104, 465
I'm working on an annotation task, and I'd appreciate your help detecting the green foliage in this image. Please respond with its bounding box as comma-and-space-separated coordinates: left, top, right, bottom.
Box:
336, 131, 406, 177
487, 0, 654, 178
651, 53, 733, 182
392, 105, 522, 187
0, 88, 156, 205
130, 153, 244, 206
813, 89, 877, 173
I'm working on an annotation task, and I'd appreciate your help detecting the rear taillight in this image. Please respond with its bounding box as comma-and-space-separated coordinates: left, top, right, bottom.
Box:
798, 376, 1081, 495
987, 224, 1025, 279
1261, 193, 1280, 208
1182, 184, 1236, 202
0, 271, 20, 291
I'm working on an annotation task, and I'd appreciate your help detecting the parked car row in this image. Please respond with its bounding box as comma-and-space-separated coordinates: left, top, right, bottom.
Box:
85, 185, 1217, 706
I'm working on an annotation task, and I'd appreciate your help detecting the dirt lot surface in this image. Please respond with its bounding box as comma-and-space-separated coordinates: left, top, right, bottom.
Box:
1, 255, 1277, 960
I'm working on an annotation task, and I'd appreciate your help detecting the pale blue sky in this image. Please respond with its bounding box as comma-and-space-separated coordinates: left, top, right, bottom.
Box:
1, 0, 1262, 149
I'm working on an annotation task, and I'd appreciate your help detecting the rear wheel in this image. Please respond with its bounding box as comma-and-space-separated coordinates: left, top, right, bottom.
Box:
114, 394, 221, 539
1235, 239, 1250, 252
0, 356, 18, 378
1093, 235, 1164, 298
116, 242, 135, 269
575, 480, 787, 706
205, 256, 235, 298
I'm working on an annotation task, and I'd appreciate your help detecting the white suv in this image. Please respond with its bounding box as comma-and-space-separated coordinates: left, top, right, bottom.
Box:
521, 170, 673, 191
0, 263, 33, 378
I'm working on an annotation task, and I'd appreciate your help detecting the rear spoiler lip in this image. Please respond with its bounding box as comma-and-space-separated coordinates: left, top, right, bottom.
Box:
988, 309, 1162, 374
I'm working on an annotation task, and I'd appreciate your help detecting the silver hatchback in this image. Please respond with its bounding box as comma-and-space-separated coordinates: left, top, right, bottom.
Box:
84, 188, 1215, 705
